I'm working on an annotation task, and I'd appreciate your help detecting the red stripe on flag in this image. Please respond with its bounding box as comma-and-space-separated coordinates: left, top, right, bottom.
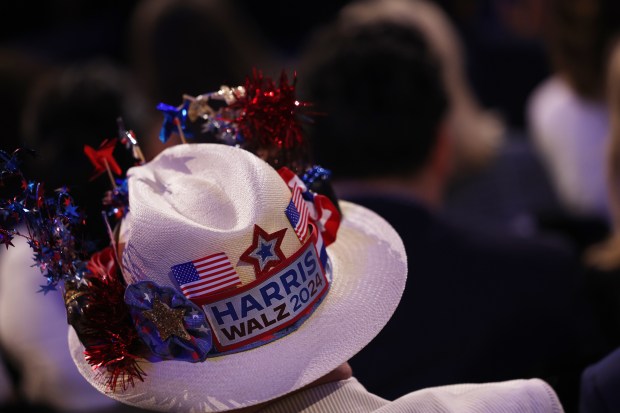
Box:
180, 252, 241, 300
193, 253, 227, 266
181, 269, 239, 293
292, 186, 309, 240
185, 278, 242, 299
195, 261, 230, 272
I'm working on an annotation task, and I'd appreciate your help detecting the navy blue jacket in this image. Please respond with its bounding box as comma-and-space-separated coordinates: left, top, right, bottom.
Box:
347, 195, 606, 409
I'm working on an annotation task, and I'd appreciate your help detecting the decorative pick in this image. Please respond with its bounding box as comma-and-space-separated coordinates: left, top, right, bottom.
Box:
84, 139, 121, 188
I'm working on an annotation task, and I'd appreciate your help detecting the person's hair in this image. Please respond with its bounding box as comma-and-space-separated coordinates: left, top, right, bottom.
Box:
547, 0, 620, 99
20, 60, 145, 185
299, 21, 447, 179
19, 60, 144, 248
129, 0, 273, 105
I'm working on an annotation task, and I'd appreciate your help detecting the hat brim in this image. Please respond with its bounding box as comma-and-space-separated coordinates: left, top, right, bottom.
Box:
69, 200, 407, 412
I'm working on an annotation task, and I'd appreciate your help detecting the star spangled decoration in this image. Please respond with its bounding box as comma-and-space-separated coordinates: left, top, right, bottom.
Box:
0, 148, 33, 173
0, 229, 14, 249
157, 100, 192, 143
84, 138, 122, 180
240, 225, 287, 278
103, 178, 129, 221
143, 299, 191, 341
302, 166, 332, 188
37, 283, 57, 295
63, 204, 79, 220
173, 70, 314, 173
0, 154, 89, 293
124, 281, 213, 362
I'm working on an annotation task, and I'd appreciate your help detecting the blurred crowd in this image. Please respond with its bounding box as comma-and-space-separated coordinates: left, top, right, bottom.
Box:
2, 0, 620, 412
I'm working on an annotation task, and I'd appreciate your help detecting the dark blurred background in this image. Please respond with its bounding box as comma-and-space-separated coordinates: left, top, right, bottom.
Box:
0, 0, 548, 138
1, 1, 610, 412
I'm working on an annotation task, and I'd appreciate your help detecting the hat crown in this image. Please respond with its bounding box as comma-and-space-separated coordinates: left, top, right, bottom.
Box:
120, 144, 303, 289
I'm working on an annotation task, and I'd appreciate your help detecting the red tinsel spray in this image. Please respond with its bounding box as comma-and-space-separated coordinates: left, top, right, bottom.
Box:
65, 247, 146, 391
227, 70, 313, 173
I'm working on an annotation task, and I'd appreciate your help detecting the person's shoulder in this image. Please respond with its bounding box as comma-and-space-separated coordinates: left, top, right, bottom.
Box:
580, 347, 620, 413
385, 379, 564, 413
527, 76, 607, 147
527, 76, 577, 122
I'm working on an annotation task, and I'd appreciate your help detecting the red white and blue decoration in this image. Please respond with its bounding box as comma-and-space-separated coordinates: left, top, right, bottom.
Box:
156, 100, 192, 143
171, 252, 241, 302
0, 69, 345, 393
124, 281, 213, 362
279, 167, 341, 247
159, 70, 314, 174
201, 225, 330, 354
84, 138, 122, 181
239, 225, 287, 278
285, 185, 309, 241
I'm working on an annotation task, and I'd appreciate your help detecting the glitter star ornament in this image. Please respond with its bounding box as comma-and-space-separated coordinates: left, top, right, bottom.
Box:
240, 225, 287, 278
144, 298, 191, 341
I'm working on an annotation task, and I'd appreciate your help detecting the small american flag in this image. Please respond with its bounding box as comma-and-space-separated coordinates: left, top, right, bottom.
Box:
285, 186, 309, 241
171, 252, 241, 301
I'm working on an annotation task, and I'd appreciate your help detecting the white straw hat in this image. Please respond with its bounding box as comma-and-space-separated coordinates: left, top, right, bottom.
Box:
69, 143, 406, 412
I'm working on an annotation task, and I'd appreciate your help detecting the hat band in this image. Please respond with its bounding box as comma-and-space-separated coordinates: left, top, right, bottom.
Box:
201, 224, 330, 355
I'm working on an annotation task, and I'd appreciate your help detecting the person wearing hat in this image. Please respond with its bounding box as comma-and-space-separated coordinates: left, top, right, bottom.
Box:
0, 52, 562, 412
56, 141, 562, 412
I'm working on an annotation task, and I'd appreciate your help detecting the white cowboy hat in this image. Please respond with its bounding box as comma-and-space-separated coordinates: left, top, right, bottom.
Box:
69, 143, 406, 412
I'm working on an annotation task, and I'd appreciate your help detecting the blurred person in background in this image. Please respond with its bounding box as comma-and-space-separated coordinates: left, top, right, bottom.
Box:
586, 37, 620, 274
330, 0, 505, 173
128, 0, 277, 161
299, 1, 608, 411
527, 0, 620, 223
578, 38, 620, 413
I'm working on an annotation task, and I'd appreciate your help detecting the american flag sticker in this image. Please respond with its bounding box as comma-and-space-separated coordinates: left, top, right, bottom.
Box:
285, 186, 309, 241
171, 252, 241, 302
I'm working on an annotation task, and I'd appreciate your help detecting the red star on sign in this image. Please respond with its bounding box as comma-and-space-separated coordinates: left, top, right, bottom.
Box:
240, 225, 287, 278
84, 138, 122, 181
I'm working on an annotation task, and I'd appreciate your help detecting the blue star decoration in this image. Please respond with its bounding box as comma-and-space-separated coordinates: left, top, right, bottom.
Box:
37, 283, 57, 295
0, 148, 28, 172
63, 204, 80, 222
156, 100, 192, 143
240, 225, 287, 278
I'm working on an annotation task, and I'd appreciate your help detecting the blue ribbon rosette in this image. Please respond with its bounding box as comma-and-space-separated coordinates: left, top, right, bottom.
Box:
124, 281, 212, 362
